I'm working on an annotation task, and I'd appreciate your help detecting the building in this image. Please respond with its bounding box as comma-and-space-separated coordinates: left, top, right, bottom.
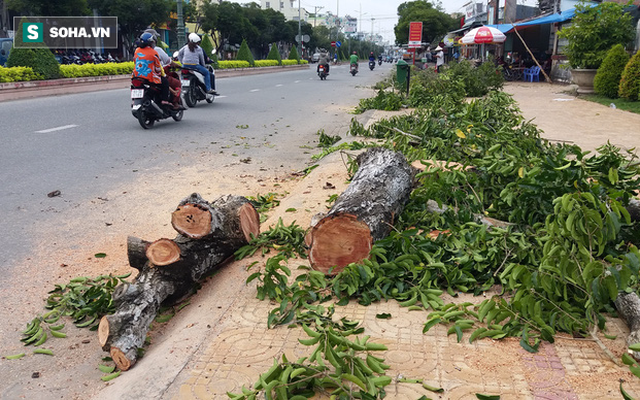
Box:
260, 0, 309, 22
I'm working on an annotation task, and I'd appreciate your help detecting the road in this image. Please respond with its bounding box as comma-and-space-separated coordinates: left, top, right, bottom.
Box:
0, 62, 391, 281
0, 62, 393, 400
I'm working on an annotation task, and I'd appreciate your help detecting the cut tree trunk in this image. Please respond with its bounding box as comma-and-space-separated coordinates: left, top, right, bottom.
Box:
615, 292, 640, 360
307, 147, 414, 275
98, 193, 259, 371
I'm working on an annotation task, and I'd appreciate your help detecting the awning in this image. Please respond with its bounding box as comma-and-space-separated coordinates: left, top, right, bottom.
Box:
485, 23, 515, 34
516, 8, 576, 27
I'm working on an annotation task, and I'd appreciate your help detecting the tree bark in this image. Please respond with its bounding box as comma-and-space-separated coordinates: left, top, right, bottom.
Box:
615, 292, 640, 360
98, 193, 260, 371
307, 147, 414, 275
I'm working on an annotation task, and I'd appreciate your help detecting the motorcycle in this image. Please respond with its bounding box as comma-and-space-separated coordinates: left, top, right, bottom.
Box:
350, 63, 358, 76
378, 59, 382, 66
180, 49, 216, 108
369, 60, 375, 71
317, 63, 328, 80
130, 77, 184, 129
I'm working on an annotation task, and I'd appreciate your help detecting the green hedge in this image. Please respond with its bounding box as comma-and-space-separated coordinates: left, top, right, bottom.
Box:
282, 59, 308, 66
594, 44, 629, 99
254, 60, 279, 67
7, 47, 60, 79
0, 66, 42, 82
619, 50, 640, 101
60, 62, 134, 78
217, 60, 251, 69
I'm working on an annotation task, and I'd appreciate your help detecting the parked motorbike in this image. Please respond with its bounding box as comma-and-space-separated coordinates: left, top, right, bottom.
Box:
369, 60, 375, 70
350, 63, 358, 76
317, 63, 328, 80
131, 77, 184, 129
180, 49, 216, 108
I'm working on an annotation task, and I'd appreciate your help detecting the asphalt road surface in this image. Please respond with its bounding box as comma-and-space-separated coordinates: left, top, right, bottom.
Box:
0, 62, 391, 285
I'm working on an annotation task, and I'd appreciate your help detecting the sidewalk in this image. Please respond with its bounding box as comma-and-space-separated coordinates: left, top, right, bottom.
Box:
91, 82, 640, 400
0, 64, 309, 102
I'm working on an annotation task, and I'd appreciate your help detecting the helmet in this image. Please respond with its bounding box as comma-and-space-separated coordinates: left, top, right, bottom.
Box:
139, 32, 154, 47
188, 33, 201, 43
144, 28, 160, 41
353, 51, 357, 54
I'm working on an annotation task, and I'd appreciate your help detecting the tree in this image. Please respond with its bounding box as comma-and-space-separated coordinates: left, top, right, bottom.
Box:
236, 38, 255, 66
557, 1, 635, 69
88, 0, 172, 58
288, 44, 299, 62
7, 0, 88, 15
7, 47, 60, 79
394, 1, 457, 46
266, 43, 282, 65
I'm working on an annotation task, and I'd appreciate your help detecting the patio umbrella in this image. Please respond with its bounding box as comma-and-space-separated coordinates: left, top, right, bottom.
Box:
460, 26, 506, 45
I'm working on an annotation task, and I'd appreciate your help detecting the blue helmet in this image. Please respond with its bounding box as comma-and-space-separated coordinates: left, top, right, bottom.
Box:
139, 32, 154, 47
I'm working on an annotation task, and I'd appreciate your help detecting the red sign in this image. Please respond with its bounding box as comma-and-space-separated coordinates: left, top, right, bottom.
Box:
408, 21, 423, 48
331, 41, 336, 47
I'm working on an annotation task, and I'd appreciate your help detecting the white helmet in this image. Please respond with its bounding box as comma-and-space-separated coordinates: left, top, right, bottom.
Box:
188, 33, 201, 43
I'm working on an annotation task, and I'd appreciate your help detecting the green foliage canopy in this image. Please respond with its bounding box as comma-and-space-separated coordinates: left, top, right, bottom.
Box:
395, 1, 458, 45
558, 1, 635, 69
618, 50, 640, 101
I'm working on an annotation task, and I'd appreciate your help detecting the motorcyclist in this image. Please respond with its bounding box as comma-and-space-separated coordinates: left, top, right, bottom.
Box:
178, 33, 217, 95
132, 32, 172, 108
317, 48, 330, 74
369, 52, 375, 62
144, 28, 182, 109
349, 51, 359, 71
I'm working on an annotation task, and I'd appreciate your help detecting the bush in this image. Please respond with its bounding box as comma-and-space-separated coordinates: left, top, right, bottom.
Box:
266, 43, 282, 65
619, 50, 640, 101
594, 44, 629, 99
254, 60, 279, 67
59, 62, 134, 78
236, 39, 255, 67
288, 45, 300, 63
444, 58, 503, 97
408, 68, 466, 108
282, 59, 300, 66
217, 60, 251, 69
7, 47, 60, 79
0, 65, 42, 82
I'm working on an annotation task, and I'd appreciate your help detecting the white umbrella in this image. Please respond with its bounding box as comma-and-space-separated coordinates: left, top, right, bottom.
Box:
461, 26, 506, 45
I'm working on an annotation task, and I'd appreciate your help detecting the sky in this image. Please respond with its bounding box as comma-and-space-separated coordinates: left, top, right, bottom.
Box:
235, 1, 518, 44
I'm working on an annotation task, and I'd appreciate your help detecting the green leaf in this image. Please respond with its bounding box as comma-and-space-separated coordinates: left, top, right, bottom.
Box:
629, 343, 640, 352
376, 313, 392, 319
285, 208, 297, 212
622, 353, 636, 366
621, 382, 637, 400
476, 394, 501, 400
94, 253, 107, 258
101, 371, 121, 381
98, 364, 115, 373
422, 382, 444, 393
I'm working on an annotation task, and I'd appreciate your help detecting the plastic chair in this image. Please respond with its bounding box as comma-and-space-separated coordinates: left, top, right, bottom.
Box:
523, 66, 541, 82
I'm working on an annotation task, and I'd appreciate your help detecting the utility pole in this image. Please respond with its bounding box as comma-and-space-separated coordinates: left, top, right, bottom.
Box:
313, 6, 324, 27
177, 0, 185, 47
298, 0, 302, 57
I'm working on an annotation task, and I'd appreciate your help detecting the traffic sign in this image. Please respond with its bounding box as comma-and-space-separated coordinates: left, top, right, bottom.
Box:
331, 41, 336, 47
295, 34, 310, 43
336, 41, 341, 48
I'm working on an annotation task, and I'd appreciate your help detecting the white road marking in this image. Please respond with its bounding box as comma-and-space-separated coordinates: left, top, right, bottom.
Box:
275, 84, 283, 87
250, 89, 260, 92
294, 80, 300, 83
216, 95, 228, 98
35, 124, 78, 133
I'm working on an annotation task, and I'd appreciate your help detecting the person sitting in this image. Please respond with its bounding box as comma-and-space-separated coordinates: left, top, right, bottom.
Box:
177, 33, 217, 95
144, 28, 182, 109
132, 32, 172, 108
350, 51, 359, 71
317, 49, 330, 74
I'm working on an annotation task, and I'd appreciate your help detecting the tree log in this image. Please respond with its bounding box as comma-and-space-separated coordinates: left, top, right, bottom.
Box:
615, 292, 640, 360
99, 194, 259, 371
307, 147, 414, 275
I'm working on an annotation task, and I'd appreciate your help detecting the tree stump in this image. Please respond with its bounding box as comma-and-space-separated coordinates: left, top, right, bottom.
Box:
98, 193, 259, 371
307, 147, 414, 275
615, 291, 640, 361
